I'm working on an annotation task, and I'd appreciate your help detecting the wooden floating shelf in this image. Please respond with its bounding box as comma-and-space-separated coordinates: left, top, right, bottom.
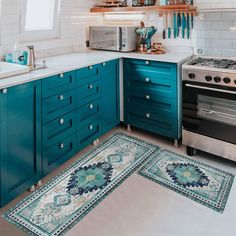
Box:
90, 4, 198, 15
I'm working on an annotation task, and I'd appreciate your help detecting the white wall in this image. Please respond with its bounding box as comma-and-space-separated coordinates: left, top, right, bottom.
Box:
0, 0, 102, 58
0, 0, 236, 58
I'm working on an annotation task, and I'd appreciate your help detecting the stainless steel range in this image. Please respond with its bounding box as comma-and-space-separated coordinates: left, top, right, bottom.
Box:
182, 57, 236, 162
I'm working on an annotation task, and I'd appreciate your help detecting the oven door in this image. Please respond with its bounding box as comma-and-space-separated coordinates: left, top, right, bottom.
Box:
183, 81, 236, 144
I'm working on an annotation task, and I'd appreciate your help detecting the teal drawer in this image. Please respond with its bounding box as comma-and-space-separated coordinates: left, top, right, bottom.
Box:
124, 59, 177, 81
42, 71, 76, 98
43, 134, 76, 176
127, 79, 177, 99
77, 119, 101, 151
127, 96, 177, 118
77, 80, 101, 107
42, 111, 76, 150
77, 99, 101, 130
42, 89, 76, 124
76, 64, 100, 87
126, 108, 178, 139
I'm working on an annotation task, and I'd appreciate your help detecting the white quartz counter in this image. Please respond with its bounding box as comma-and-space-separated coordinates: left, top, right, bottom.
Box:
0, 50, 192, 89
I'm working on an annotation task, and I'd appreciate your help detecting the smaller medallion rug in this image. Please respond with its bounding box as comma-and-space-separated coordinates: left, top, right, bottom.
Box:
139, 149, 234, 213
3, 133, 159, 236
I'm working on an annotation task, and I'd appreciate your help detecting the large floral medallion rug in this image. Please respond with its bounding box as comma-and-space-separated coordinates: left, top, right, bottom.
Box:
3, 133, 159, 236
139, 149, 234, 213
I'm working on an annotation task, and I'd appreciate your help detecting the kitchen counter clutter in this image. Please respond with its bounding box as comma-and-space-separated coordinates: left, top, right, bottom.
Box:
0, 50, 192, 89
0, 50, 190, 207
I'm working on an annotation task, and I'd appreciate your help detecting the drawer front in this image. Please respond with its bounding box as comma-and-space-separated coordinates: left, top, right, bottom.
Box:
127, 79, 177, 100
77, 99, 101, 129
77, 80, 101, 107
76, 64, 100, 87
43, 134, 76, 176
124, 59, 177, 81
77, 119, 101, 151
127, 109, 178, 139
42, 89, 76, 124
42, 71, 76, 98
43, 111, 76, 150
126, 96, 177, 118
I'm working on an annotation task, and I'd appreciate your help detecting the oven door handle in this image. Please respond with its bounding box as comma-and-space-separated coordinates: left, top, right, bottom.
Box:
185, 83, 236, 95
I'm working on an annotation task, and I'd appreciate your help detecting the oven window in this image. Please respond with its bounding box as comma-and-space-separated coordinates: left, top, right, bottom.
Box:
198, 95, 236, 126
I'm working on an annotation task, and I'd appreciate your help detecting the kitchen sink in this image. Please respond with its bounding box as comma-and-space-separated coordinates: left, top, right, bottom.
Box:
0, 62, 30, 79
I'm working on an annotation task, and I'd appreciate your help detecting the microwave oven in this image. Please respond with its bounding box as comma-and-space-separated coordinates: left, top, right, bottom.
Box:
89, 26, 137, 52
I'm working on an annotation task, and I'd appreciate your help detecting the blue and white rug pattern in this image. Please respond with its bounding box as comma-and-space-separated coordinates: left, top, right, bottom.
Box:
3, 133, 159, 236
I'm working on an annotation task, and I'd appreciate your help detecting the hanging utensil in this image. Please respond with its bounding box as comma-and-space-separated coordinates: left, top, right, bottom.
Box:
162, 12, 167, 39
182, 12, 187, 39
177, 12, 181, 37
173, 12, 177, 39
191, 12, 194, 29
186, 13, 190, 39
168, 12, 172, 39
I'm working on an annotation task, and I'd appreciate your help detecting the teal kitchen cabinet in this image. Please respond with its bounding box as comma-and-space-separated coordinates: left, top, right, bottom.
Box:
0, 81, 42, 207
124, 59, 181, 143
101, 60, 120, 135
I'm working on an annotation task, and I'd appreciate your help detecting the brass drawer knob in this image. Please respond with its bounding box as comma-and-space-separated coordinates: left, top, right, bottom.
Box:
88, 84, 93, 89
89, 104, 94, 109
2, 88, 8, 94
89, 125, 93, 130
146, 113, 151, 118
59, 118, 64, 125
145, 61, 150, 65
59, 143, 64, 149
145, 77, 150, 82
59, 73, 64, 78
145, 95, 150, 100
89, 66, 93, 70
58, 95, 64, 101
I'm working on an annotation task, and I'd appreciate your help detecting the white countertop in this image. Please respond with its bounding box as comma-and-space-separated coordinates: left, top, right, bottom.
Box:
0, 50, 192, 89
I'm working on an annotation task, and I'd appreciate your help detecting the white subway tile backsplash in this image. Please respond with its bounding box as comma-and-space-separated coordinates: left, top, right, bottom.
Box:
0, 0, 235, 58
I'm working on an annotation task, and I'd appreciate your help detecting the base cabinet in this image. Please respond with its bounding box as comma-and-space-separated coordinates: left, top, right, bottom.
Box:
101, 60, 120, 135
124, 59, 181, 140
0, 82, 42, 207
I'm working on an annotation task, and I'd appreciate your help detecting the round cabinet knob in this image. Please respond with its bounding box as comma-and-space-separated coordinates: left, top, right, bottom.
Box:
58, 95, 64, 101
89, 125, 93, 130
59, 118, 64, 125
59, 73, 64, 78
188, 73, 195, 79
145, 77, 150, 82
205, 75, 213, 82
214, 76, 221, 83
102, 62, 106, 66
89, 66, 93, 70
145, 95, 150, 100
89, 104, 94, 109
145, 61, 150, 65
59, 143, 64, 149
146, 113, 151, 118
1, 88, 8, 94
223, 77, 231, 84
88, 84, 93, 89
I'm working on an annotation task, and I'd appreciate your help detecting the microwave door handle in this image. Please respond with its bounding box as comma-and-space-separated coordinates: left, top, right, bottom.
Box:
185, 83, 236, 95
118, 27, 122, 51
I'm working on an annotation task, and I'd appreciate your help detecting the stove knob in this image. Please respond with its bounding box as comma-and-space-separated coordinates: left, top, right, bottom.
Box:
214, 76, 221, 83
205, 75, 213, 82
188, 73, 195, 79
223, 77, 231, 84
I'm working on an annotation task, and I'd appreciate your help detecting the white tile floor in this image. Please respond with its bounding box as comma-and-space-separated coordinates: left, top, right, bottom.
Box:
1, 126, 236, 236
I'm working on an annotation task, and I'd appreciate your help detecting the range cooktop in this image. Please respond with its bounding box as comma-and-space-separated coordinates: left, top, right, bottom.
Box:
186, 57, 236, 70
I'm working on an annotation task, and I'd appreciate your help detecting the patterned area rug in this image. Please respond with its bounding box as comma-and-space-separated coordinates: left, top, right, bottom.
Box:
3, 133, 159, 236
139, 149, 234, 213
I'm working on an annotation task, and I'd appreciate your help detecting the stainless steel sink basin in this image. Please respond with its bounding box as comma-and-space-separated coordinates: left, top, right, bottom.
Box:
0, 62, 30, 79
